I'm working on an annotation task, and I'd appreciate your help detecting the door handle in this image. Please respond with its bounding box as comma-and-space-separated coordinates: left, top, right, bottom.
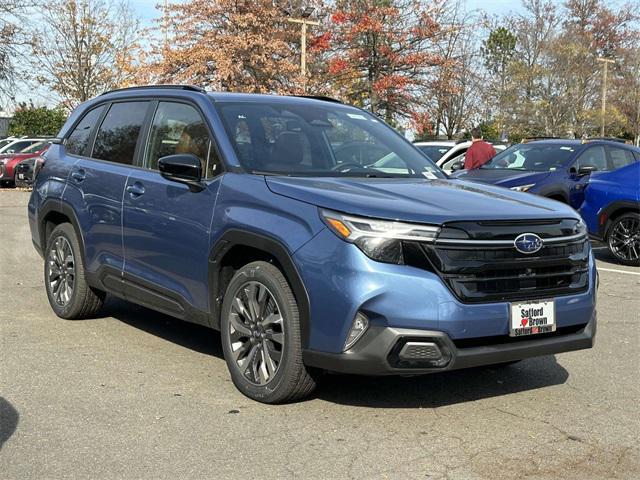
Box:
71, 169, 85, 182
126, 182, 145, 197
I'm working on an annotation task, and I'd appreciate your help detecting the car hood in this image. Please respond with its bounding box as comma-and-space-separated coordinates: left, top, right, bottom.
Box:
265, 176, 575, 224
452, 169, 551, 187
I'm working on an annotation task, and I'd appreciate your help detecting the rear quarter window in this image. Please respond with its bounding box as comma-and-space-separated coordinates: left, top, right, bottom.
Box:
66, 106, 105, 156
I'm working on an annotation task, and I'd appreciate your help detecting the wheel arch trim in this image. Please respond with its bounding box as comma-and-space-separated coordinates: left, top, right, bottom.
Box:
600, 200, 640, 239
208, 229, 311, 347
38, 200, 87, 267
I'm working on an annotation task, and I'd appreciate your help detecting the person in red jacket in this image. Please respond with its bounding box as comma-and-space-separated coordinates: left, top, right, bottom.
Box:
464, 128, 497, 170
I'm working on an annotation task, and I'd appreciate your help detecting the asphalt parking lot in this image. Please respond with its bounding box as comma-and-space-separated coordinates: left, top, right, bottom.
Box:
1, 189, 639, 480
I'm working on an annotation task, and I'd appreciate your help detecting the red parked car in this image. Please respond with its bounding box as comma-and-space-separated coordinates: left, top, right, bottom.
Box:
0, 142, 49, 187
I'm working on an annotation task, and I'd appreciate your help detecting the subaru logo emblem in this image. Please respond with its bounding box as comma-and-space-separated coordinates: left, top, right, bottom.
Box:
514, 233, 543, 254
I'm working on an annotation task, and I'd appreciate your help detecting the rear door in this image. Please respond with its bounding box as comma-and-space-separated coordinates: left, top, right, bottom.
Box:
121, 100, 223, 319
66, 101, 150, 275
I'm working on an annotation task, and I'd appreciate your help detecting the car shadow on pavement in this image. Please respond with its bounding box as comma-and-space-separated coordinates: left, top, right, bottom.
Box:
0, 397, 19, 450
101, 297, 224, 358
315, 357, 569, 408
100, 298, 570, 408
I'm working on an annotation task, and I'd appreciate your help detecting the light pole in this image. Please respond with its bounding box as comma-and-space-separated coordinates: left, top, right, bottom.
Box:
287, 7, 319, 82
597, 56, 615, 137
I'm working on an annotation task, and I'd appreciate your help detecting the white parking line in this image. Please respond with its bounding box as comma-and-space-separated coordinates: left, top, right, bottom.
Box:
597, 267, 640, 276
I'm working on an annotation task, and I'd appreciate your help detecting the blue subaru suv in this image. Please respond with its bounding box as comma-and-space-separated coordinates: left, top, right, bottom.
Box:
454, 139, 640, 209
29, 86, 596, 403
579, 161, 640, 266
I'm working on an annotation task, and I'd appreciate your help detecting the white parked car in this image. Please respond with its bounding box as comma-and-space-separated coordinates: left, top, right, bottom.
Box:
415, 140, 506, 174
0, 138, 44, 155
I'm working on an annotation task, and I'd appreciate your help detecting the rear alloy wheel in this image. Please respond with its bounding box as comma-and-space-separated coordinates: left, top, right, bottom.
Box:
607, 213, 640, 266
48, 235, 75, 307
221, 261, 317, 403
44, 223, 105, 319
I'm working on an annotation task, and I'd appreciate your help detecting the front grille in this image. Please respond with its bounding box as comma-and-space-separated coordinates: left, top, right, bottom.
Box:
405, 219, 590, 304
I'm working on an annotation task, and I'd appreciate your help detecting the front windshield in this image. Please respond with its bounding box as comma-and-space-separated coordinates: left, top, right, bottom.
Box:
482, 143, 577, 172
416, 145, 451, 161
216, 101, 445, 179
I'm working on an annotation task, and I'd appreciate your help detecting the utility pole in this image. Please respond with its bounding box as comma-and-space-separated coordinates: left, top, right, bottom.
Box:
597, 57, 615, 137
287, 7, 319, 87
163, 0, 169, 48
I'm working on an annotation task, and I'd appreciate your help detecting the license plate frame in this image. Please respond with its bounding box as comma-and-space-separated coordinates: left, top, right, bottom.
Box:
509, 299, 556, 337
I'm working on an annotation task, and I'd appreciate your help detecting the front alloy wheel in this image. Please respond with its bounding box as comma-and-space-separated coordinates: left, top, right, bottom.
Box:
229, 281, 284, 385
607, 213, 640, 266
221, 261, 317, 403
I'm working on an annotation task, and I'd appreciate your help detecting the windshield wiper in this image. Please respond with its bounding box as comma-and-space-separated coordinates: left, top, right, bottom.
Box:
250, 169, 288, 176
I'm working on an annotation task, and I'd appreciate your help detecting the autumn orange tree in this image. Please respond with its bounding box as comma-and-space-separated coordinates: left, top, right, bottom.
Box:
314, 0, 448, 125
139, 0, 309, 93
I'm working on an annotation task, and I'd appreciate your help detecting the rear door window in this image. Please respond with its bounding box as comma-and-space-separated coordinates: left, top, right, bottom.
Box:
608, 147, 636, 170
66, 105, 105, 156
92, 102, 149, 165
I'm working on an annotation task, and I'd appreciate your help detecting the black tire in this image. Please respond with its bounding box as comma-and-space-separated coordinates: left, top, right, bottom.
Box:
220, 261, 317, 403
606, 212, 640, 266
44, 223, 105, 319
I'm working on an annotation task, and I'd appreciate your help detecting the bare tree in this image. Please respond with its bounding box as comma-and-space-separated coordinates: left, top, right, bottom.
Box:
0, 1, 37, 107
32, 0, 139, 109
428, 0, 483, 139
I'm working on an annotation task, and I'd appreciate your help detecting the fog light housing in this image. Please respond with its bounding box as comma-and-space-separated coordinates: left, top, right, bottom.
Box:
344, 312, 369, 351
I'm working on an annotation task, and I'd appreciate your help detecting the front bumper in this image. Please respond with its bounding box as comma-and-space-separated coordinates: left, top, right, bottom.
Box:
303, 312, 596, 375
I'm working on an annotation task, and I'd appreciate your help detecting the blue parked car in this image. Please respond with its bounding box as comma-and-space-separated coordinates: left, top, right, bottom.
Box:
29, 86, 596, 403
579, 161, 640, 266
453, 139, 640, 209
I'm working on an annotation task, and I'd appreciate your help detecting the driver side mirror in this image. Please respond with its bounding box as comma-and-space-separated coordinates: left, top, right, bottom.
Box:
451, 161, 464, 171
576, 165, 597, 176
158, 154, 205, 191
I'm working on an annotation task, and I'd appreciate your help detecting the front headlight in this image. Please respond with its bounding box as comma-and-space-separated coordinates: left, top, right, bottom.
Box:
510, 183, 535, 192
509, 183, 535, 192
320, 209, 440, 264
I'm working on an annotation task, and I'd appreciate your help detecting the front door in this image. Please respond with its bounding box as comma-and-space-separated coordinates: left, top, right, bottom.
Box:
122, 101, 223, 319
569, 145, 607, 208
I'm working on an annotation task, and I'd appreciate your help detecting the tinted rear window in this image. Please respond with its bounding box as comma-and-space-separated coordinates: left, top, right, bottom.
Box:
66, 106, 105, 156
92, 102, 149, 165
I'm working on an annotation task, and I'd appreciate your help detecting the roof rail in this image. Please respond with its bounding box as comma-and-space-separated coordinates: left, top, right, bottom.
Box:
292, 95, 343, 104
100, 84, 206, 96
521, 136, 561, 143
585, 137, 627, 144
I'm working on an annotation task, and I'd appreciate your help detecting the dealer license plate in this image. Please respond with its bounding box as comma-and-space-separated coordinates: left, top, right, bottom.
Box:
510, 299, 556, 337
